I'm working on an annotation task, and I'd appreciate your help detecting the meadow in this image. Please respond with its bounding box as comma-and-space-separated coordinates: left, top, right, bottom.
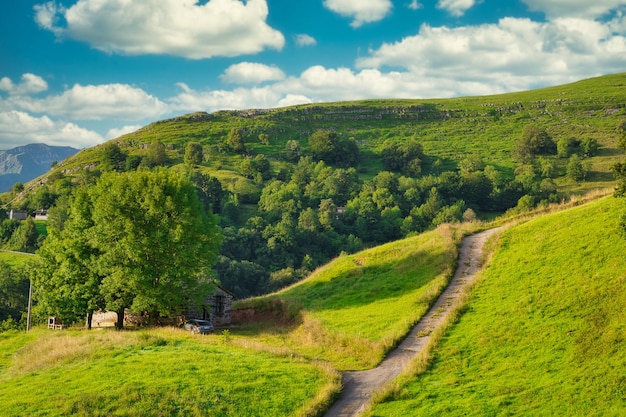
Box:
232, 223, 477, 370
0, 328, 338, 417
367, 196, 626, 416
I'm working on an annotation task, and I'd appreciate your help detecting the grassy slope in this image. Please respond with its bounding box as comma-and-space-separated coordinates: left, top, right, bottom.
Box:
0, 328, 337, 417
40, 73, 625, 191
0, 251, 36, 267
369, 196, 626, 416
233, 224, 473, 370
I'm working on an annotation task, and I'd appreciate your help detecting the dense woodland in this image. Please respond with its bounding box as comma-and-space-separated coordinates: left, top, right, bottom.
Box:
1, 73, 626, 330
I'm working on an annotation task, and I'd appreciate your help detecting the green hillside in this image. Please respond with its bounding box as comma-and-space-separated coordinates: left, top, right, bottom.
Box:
46, 72, 626, 182
2, 72, 624, 299
368, 196, 626, 416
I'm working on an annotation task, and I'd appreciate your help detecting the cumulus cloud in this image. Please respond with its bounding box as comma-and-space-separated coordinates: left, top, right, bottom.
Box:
521, 0, 626, 19
106, 125, 142, 139
0, 111, 104, 149
323, 0, 393, 27
295, 34, 317, 47
34, 0, 285, 59
17, 83, 169, 121
408, 1, 422, 10
356, 17, 626, 89
0, 74, 48, 96
220, 62, 286, 85
437, 0, 477, 17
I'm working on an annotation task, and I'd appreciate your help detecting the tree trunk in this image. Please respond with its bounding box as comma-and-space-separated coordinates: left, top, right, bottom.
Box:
85, 311, 93, 330
115, 308, 125, 330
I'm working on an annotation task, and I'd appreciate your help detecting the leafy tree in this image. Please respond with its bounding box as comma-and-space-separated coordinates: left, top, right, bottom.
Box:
308, 130, 359, 167
613, 162, 626, 197
514, 125, 556, 161
8, 217, 39, 253
258, 133, 269, 145
580, 137, 599, 157
38, 170, 221, 329
13, 183, 24, 194
144, 140, 168, 167
184, 142, 203, 166
88, 170, 221, 326
100, 143, 126, 171
36, 189, 104, 328
285, 140, 303, 162
557, 137, 578, 158
0, 262, 29, 325
566, 154, 586, 181
381, 139, 423, 176
191, 172, 225, 215
226, 128, 246, 154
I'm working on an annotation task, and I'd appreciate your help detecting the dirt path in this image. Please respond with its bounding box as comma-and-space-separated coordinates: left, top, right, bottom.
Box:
324, 228, 501, 417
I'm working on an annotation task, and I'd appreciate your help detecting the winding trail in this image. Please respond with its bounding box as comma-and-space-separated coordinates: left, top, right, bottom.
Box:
324, 228, 501, 417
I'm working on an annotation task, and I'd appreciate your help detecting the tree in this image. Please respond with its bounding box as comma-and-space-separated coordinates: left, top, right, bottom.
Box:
0, 262, 29, 325
145, 140, 168, 167
566, 155, 586, 181
100, 143, 126, 171
226, 128, 246, 154
36, 189, 105, 328
38, 170, 222, 329
514, 125, 556, 161
285, 140, 302, 162
381, 139, 423, 176
8, 217, 39, 253
184, 142, 203, 166
89, 170, 221, 326
308, 130, 359, 167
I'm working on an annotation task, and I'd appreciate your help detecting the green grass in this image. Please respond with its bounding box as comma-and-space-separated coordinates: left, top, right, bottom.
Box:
368, 196, 626, 416
0, 328, 338, 417
23, 72, 625, 203
234, 224, 475, 370
0, 251, 37, 267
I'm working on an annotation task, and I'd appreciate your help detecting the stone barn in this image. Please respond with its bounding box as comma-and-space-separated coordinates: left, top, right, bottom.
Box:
188, 285, 235, 328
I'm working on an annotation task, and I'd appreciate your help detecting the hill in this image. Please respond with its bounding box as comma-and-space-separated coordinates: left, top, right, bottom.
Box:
368, 196, 626, 416
1, 72, 625, 299
0, 143, 78, 192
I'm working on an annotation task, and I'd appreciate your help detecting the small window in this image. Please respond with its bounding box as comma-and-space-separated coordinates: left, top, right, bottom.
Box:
214, 295, 224, 316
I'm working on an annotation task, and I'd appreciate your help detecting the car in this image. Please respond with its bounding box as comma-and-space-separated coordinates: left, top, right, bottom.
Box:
183, 319, 214, 334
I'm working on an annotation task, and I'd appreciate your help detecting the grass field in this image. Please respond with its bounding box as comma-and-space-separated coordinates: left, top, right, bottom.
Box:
233, 223, 477, 370
0, 328, 339, 417
0, 250, 37, 267
367, 196, 626, 416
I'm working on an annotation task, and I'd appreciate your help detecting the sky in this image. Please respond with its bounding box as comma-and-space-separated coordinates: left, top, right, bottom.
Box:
1, 0, 626, 150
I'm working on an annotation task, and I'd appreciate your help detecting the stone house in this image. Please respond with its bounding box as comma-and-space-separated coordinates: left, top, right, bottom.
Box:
188, 285, 235, 328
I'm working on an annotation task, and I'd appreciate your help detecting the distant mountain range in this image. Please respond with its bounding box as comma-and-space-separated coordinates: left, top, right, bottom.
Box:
0, 143, 79, 192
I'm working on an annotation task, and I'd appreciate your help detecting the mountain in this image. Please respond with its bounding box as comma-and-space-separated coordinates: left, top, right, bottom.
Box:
0, 143, 79, 192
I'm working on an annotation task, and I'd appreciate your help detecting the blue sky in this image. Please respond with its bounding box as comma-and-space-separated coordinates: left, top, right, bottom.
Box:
1, 0, 626, 149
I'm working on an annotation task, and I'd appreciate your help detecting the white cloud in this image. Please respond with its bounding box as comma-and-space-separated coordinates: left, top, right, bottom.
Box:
0, 74, 48, 96
34, 0, 285, 59
408, 1, 422, 11
522, 0, 626, 19
437, 0, 477, 17
295, 34, 317, 47
323, 0, 393, 27
17, 83, 169, 121
356, 17, 626, 89
106, 125, 142, 139
0, 111, 104, 149
220, 62, 286, 85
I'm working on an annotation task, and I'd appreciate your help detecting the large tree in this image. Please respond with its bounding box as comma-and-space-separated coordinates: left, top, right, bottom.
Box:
37, 169, 222, 329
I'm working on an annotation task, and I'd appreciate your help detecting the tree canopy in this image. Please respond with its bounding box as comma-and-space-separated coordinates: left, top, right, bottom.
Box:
36, 169, 222, 328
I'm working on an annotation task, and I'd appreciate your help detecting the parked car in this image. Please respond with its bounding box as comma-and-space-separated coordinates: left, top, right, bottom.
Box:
183, 319, 214, 334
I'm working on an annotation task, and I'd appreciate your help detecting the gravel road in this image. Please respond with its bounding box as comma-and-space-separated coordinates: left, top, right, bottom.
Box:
324, 228, 501, 417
